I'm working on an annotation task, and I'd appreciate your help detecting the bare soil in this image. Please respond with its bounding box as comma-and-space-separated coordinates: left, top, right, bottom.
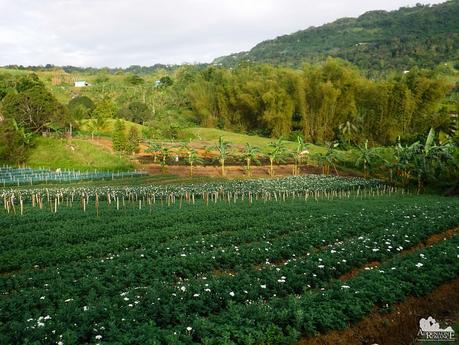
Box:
143, 163, 353, 178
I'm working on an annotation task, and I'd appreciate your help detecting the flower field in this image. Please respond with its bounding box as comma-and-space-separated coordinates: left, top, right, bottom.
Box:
0, 187, 458, 344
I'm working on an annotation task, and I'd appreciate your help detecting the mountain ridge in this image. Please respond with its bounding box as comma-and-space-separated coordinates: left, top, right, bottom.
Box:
213, 1, 459, 73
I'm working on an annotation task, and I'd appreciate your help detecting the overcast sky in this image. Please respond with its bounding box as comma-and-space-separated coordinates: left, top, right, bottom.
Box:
0, 0, 446, 67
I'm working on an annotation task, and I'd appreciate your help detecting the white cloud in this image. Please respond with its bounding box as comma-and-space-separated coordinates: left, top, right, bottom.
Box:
0, 0, 447, 67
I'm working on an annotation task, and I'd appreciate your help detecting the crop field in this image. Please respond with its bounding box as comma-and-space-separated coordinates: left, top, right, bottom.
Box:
0, 175, 458, 345
1, 175, 387, 215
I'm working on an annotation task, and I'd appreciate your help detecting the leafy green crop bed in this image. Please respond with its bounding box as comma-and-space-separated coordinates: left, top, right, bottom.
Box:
0, 195, 458, 345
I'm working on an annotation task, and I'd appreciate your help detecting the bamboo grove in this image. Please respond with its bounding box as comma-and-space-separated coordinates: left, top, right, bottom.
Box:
183, 58, 453, 145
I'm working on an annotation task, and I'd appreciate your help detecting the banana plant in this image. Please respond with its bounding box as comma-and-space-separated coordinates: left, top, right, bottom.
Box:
292, 136, 309, 176
241, 143, 260, 177
181, 142, 202, 176
267, 138, 286, 177
314, 142, 339, 175
212, 137, 231, 176
393, 129, 454, 191
145, 141, 161, 163
159, 146, 170, 173
12, 119, 34, 146
355, 140, 381, 178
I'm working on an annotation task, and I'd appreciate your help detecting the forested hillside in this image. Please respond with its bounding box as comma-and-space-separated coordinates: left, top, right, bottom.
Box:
1, 0, 459, 166
214, 1, 459, 74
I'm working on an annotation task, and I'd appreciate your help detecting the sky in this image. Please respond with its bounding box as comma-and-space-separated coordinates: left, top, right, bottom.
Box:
0, 0, 447, 68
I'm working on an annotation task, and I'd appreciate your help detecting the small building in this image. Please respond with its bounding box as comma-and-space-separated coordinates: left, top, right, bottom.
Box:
74, 81, 89, 87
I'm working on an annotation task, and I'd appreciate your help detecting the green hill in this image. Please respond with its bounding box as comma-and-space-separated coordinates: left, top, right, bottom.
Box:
214, 1, 459, 73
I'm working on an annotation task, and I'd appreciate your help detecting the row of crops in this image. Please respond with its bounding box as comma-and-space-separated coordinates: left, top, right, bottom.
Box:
0, 166, 147, 186
1, 175, 393, 214
1, 194, 458, 344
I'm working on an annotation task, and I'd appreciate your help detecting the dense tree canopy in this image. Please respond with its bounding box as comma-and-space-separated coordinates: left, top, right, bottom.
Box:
68, 96, 95, 120
214, 1, 459, 75
180, 59, 450, 145
1, 84, 69, 134
118, 101, 151, 124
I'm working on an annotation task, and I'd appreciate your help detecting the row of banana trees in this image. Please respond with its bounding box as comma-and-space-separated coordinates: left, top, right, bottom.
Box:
144, 129, 458, 191
353, 128, 458, 191
145, 136, 311, 177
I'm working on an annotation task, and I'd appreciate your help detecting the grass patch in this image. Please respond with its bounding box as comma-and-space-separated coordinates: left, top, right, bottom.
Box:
182, 127, 326, 154
26, 137, 133, 171
78, 119, 146, 137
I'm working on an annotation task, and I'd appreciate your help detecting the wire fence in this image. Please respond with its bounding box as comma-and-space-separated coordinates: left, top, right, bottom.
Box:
0, 166, 147, 186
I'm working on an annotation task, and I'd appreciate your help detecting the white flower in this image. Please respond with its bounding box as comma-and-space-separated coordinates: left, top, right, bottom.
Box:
204, 289, 211, 292
341, 285, 350, 289
124, 297, 129, 301
83, 306, 89, 311
193, 294, 200, 297
318, 265, 325, 269
415, 262, 423, 268
40, 296, 45, 300
95, 335, 102, 340
58, 342, 64, 345
186, 326, 192, 331
64, 298, 73, 303
180, 286, 186, 292
229, 291, 235, 297
260, 284, 267, 289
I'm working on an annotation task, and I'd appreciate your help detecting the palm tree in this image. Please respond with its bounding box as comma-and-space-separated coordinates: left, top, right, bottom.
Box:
145, 141, 162, 163
86, 121, 98, 140
212, 137, 231, 176
267, 138, 286, 177
241, 143, 260, 177
292, 136, 309, 176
